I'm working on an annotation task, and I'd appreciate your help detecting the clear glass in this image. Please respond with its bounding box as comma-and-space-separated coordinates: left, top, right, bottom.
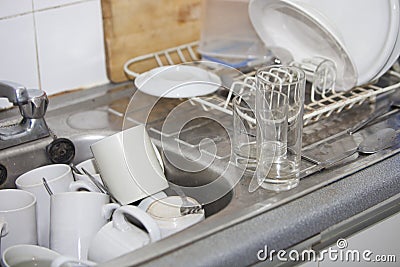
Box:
255, 65, 306, 191
233, 92, 257, 172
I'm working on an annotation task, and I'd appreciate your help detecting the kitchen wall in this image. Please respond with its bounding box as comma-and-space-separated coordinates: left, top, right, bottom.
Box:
0, 0, 108, 108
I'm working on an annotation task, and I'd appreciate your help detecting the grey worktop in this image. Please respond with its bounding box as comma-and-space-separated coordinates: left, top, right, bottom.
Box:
134, 153, 400, 267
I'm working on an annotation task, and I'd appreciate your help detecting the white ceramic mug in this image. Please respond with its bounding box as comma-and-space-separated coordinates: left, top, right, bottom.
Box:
2, 244, 96, 267
147, 196, 205, 238
15, 164, 75, 248
74, 158, 103, 186
49, 191, 119, 261
88, 205, 161, 263
90, 124, 169, 205
68, 178, 101, 193
0, 189, 37, 255
2, 244, 60, 267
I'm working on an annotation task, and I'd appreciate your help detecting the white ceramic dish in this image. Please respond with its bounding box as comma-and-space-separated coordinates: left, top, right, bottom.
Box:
249, 0, 358, 91
289, 0, 400, 86
134, 65, 222, 98
371, 0, 400, 82
147, 196, 205, 238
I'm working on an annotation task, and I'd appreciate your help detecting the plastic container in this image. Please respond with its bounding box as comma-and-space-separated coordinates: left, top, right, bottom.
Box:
198, 0, 268, 60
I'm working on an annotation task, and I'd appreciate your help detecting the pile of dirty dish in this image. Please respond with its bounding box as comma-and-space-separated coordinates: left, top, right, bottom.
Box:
0, 125, 205, 267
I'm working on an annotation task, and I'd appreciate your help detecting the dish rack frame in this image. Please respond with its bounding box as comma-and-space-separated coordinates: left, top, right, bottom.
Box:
123, 42, 400, 126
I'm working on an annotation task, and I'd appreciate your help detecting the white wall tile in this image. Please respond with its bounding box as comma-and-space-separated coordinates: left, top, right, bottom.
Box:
33, 0, 85, 11
35, 0, 108, 95
0, 0, 32, 19
0, 14, 39, 89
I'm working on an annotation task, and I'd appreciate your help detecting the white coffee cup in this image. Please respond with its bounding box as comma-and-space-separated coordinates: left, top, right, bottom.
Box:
68, 178, 101, 193
88, 205, 161, 263
90, 124, 169, 205
2, 244, 59, 267
74, 158, 103, 186
49, 191, 119, 261
15, 164, 75, 248
147, 196, 205, 238
2, 244, 96, 267
0, 189, 37, 254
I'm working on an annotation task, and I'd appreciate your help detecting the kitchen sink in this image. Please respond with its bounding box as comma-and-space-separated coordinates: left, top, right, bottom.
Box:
0, 81, 399, 266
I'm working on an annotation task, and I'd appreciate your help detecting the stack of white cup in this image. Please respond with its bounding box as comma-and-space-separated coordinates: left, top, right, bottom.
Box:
0, 124, 206, 266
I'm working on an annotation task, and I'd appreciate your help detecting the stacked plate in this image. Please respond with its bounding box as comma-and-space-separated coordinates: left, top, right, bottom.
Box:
249, 0, 400, 91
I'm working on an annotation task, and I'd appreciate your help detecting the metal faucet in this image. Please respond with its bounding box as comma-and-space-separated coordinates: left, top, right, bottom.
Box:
0, 81, 50, 150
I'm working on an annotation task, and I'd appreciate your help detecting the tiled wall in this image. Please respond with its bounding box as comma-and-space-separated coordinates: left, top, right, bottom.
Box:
0, 0, 108, 108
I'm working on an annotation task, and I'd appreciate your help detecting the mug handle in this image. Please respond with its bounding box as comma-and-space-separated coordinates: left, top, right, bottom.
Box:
113, 205, 161, 242
0, 218, 8, 237
51, 255, 96, 267
102, 203, 120, 220
69, 180, 100, 193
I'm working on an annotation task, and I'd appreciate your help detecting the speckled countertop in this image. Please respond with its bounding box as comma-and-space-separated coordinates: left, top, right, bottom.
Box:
137, 153, 400, 267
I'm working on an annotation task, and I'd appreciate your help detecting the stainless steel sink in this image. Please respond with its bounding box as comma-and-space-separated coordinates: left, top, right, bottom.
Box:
0, 82, 398, 266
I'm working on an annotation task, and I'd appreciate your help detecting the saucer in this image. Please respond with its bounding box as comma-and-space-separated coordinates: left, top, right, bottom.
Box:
134, 65, 222, 98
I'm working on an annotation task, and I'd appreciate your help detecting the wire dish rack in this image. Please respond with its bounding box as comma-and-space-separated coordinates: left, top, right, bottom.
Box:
123, 42, 400, 125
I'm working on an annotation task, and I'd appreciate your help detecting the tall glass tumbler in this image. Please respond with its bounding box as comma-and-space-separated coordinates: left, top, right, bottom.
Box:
255, 65, 306, 191
233, 92, 257, 172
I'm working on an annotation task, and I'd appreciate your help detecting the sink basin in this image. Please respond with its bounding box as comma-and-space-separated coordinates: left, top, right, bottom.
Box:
0, 132, 113, 189
161, 150, 234, 217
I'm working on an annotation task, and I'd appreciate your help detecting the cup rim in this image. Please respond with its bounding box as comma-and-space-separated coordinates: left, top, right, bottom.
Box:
50, 190, 108, 198
90, 124, 144, 149
15, 164, 71, 189
75, 158, 96, 167
0, 189, 36, 213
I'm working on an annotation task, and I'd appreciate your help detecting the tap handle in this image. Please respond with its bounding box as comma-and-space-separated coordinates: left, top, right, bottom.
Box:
0, 80, 28, 104
19, 89, 49, 119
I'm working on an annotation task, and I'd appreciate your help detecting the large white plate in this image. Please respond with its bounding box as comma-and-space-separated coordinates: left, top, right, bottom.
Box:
249, 0, 358, 91
134, 65, 222, 98
371, 0, 400, 81
283, 0, 400, 86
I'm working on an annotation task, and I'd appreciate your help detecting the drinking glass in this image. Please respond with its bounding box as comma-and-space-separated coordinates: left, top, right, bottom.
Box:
255, 65, 306, 191
233, 92, 257, 172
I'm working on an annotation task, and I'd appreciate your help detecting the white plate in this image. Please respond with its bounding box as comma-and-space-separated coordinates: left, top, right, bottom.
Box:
288, 0, 400, 86
249, 0, 358, 91
371, 0, 400, 81
134, 65, 222, 98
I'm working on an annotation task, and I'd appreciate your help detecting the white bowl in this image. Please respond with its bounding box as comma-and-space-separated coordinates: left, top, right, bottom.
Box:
249, 0, 358, 91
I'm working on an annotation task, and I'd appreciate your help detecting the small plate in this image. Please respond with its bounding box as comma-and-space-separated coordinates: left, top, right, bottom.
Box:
249, 0, 358, 91
134, 65, 222, 98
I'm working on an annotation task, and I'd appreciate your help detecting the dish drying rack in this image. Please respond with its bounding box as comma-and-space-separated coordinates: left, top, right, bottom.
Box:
123, 42, 400, 126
